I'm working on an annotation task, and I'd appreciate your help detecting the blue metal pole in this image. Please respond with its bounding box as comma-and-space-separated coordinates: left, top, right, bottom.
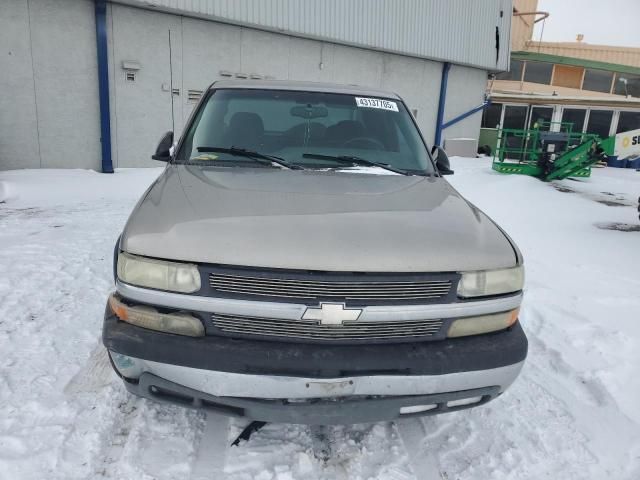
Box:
441, 100, 491, 130
95, 0, 113, 173
434, 62, 451, 147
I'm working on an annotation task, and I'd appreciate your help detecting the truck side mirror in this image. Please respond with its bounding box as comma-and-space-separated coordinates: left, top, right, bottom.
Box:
152, 131, 174, 161
432, 145, 454, 175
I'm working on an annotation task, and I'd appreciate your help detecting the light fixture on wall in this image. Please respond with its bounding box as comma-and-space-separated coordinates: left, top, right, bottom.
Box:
122, 60, 140, 82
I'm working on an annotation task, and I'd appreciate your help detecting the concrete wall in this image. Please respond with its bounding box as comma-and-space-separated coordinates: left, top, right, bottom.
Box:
441, 65, 489, 142
0, 0, 39, 170
0, 0, 101, 171
511, 0, 538, 51
1, 1, 489, 170
108, 4, 183, 168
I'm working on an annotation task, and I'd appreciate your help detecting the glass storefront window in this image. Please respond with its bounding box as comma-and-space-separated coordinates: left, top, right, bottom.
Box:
617, 111, 640, 133
614, 73, 640, 98
502, 105, 528, 130
501, 106, 529, 161
528, 107, 553, 130
481, 103, 503, 128
582, 69, 613, 93
523, 61, 553, 85
496, 60, 524, 81
561, 108, 587, 133
586, 110, 614, 138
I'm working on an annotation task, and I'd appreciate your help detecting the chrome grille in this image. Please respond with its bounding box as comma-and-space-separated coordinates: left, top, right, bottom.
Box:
211, 313, 444, 341
209, 273, 452, 301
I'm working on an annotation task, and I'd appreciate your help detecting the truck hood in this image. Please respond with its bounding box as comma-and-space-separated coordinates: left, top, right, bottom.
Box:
121, 165, 516, 272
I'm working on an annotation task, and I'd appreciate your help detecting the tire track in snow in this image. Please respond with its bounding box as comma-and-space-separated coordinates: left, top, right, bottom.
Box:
525, 361, 640, 476
396, 418, 443, 480
94, 397, 141, 478
191, 412, 231, 480
523, 306, 640, 477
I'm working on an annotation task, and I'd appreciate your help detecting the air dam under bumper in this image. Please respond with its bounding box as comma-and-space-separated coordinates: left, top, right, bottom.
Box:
110, 354, 521, 424
103, 309, 527, 424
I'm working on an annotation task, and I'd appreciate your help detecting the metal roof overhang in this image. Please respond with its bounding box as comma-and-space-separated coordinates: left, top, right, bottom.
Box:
512, 51, 640, 76
489, 91, 640, 109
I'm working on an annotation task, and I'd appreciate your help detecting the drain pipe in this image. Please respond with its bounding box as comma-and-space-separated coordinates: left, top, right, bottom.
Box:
434, 62, 451, 147
95, 0, 114, 173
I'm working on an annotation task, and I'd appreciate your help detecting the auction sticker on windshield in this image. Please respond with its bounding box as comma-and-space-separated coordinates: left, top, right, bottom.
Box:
355, 97, 399, 112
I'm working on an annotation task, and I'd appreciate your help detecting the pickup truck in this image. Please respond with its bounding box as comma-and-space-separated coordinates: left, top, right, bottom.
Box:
103, 80, 527, 424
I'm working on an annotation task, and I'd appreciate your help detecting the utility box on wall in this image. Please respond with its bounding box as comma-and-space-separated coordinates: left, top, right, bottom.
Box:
444, 138, 479, 158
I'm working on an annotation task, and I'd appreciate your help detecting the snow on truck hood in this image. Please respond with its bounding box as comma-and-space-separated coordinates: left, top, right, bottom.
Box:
120, 164, 517, 272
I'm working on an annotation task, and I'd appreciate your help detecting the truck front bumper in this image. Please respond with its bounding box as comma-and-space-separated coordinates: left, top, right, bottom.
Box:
103, 306, 527, 424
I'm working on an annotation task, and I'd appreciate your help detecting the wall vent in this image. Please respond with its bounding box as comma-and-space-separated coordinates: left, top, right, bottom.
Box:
125, 71, 136, 82
171, 88, 180, 96
188, 90, 203, 102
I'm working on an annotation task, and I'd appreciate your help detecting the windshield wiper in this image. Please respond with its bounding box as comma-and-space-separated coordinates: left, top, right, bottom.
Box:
302, 153, 410, 176
196, 146, 303, 170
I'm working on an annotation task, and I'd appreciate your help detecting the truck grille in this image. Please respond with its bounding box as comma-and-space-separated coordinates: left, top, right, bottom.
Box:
209, 273, 452, 302
211, 313, 444, 341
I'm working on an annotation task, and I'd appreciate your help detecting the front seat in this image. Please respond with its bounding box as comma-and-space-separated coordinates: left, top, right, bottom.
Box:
226, 112, 265, 150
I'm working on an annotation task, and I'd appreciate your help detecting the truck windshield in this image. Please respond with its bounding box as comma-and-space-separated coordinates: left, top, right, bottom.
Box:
176, 89, 435, 175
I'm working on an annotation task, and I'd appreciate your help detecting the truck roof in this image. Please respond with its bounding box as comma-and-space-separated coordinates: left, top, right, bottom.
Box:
209, 79, 401, 100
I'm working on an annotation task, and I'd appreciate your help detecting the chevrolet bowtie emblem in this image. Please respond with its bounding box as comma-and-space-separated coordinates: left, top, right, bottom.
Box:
302, 303, 362, 326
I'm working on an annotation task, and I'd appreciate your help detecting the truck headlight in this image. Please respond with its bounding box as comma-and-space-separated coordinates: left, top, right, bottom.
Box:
457, 266, 524, 298
448, 308, 520, 338
117, 252, 201, 293
108, 294, 204, 337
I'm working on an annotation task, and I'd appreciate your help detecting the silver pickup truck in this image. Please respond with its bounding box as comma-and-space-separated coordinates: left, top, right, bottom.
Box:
103, 80, 527, 424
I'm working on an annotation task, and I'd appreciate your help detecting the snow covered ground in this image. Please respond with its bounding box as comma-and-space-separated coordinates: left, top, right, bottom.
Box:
0, 158, 639, 480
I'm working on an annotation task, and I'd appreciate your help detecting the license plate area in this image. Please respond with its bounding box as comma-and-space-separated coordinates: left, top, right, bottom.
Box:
304, 379, 356, 396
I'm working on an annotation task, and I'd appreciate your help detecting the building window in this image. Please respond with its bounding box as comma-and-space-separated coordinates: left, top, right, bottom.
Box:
582, 69, 614, 93
529, 106, 554, 130
523, 61, 553, 85
502, 105, 528, 130
617, 111, 640, 133
561, 108, 587, 133
614, 73, 640, 97
496, 60, 524, 81
481, 103, 503, 128
586, 110, 614, 138
501, 105, 529, 161
552, 65, 584, 89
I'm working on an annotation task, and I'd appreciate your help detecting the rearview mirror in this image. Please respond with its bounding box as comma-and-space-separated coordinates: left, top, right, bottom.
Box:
152, 131, 174, 161
432, 146, 454, 175
290, 105, 328, 119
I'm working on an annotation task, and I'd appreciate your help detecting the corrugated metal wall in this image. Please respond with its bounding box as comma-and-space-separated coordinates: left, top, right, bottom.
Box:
116, 0, 512, 71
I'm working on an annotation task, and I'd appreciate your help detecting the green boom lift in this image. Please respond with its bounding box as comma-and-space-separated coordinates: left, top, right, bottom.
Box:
491, 121, 608, 181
